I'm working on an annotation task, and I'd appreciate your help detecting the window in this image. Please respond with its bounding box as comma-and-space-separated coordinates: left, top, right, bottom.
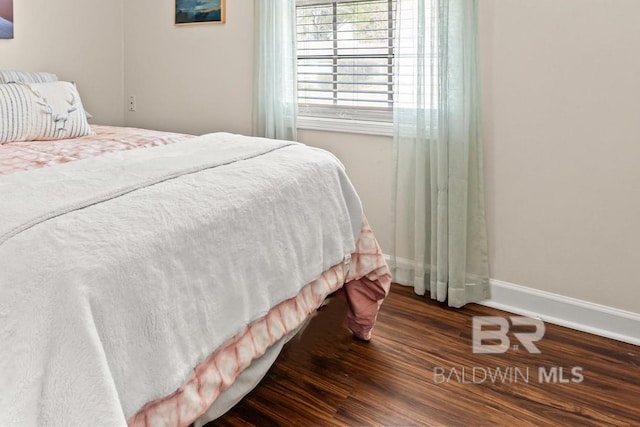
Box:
296, 0, 397, 124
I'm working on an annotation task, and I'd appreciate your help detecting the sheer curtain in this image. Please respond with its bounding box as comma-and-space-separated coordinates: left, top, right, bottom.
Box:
390, 0, 490, 307
252, 0, 298, 141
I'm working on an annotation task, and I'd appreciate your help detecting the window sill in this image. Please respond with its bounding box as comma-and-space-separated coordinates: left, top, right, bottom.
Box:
297, 116, 393, 137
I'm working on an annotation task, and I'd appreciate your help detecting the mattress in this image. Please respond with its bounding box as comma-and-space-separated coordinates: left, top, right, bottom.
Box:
0, 126, 391, 426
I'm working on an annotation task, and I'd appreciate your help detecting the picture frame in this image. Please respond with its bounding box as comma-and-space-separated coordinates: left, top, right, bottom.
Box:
175, 0, 226, 26
0, 0, 13, 39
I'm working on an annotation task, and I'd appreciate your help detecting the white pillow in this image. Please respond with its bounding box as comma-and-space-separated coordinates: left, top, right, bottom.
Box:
0, 72, 94, 120
0, 81, 94, 144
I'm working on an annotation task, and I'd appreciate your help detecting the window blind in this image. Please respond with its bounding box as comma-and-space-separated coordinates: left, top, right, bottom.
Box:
296, 0, 396, 122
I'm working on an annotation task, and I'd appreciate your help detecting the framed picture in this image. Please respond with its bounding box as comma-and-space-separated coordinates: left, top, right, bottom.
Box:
175, 0, 225, 26
0, 0, 13, 39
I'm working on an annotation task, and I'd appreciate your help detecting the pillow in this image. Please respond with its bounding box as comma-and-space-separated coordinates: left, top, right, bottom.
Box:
0, 70, 58, 84
0, 81, 94, 144
0, 72, 94, 120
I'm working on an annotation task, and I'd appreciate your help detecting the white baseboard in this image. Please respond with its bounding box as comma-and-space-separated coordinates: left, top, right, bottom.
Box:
386, 255, 640, 346
481, 279, 640, 347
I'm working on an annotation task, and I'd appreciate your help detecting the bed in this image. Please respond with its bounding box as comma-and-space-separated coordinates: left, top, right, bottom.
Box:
0, 72, 391, 426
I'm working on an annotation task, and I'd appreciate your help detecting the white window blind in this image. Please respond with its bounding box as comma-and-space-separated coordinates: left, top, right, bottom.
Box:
296, 0, 397, 122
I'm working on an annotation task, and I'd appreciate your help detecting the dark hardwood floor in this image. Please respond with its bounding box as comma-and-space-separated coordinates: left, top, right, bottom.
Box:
211, 284, 640, 426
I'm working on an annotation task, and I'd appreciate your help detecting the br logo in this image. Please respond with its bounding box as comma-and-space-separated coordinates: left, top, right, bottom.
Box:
472, 316, 545, 354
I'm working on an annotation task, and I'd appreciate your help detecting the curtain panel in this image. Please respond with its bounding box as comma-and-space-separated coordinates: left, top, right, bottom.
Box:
390, 0, 490, 307
252, 0, 298, 141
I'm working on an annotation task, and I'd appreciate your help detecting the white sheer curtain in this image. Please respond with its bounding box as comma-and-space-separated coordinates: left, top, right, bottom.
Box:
390, 0, 489, 307
252, 0, 298, 141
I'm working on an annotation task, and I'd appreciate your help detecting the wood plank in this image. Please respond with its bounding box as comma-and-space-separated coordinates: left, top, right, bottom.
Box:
211, 284, 640, 426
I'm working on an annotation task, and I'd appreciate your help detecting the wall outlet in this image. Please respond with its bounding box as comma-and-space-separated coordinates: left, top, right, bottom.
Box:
128, 95, 137, 112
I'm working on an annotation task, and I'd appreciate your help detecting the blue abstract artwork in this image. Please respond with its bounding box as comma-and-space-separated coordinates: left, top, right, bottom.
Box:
176, 0, 225, 25
0, 0, 13, 39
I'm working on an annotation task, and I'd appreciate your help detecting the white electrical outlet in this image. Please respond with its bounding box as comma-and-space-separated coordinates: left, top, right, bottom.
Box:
128, 95, 137, 112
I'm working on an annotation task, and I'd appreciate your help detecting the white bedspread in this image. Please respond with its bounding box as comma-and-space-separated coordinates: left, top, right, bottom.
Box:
0, 133, 363, 426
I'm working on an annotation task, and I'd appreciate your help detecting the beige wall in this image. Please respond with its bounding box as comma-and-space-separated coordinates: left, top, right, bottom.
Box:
0, 0, 124, 125
123, 0, 254, 135
480, 0, 640, 313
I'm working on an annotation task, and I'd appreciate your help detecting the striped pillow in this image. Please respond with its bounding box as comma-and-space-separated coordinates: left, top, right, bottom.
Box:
0, 81, 94, 143
0, 70, 58, 84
